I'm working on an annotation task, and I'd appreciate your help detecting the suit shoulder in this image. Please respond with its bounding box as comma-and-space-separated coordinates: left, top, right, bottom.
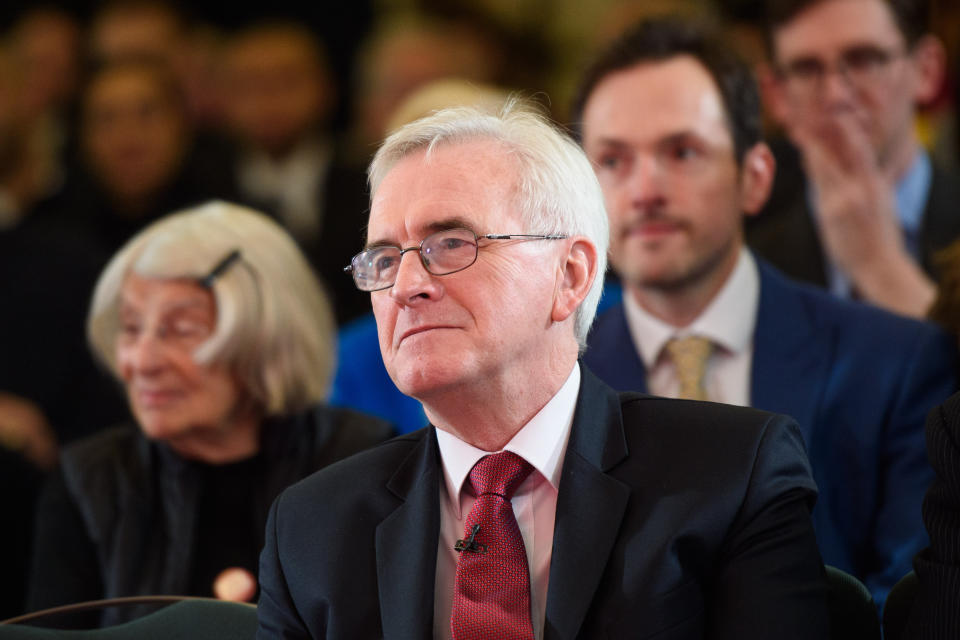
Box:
620, 392, 783, 425
613, 395, 816, 507
617, 393, 803, 453
277, 428, 428, 505
304, 404, 396, 449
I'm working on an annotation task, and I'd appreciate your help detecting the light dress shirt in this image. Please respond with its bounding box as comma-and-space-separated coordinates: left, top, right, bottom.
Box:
623, 248, 759, 406
237, 136, 331, 242
432, 363, 580, 640
810, 150, 932, 298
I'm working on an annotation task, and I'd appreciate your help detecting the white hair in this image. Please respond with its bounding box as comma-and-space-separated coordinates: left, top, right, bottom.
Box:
368, 99, 609, 348
88, 200, 335, 415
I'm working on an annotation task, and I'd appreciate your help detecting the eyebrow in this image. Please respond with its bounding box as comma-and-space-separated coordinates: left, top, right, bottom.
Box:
365, 216, 478, 249
588, 137, 630, 151
781, 41, 894, 65
591, 130, 705, 150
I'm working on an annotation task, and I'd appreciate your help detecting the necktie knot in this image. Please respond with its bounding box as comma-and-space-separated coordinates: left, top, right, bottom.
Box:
664, 335, 713, 401
469, 451, 533, 500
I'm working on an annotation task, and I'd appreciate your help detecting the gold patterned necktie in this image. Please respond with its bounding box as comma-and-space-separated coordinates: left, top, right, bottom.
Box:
664, 336, 713, 401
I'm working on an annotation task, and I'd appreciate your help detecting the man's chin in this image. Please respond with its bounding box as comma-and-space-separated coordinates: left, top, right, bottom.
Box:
389, 365, 462, 404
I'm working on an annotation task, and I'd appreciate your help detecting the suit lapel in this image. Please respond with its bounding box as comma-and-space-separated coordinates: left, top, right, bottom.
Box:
545, 368, 631, 640
750, 261, 832, 441
376, 429, 442, 639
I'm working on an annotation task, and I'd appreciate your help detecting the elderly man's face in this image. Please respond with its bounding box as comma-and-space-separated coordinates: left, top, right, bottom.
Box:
582, 56, 749, 292
367, 140, 562, 401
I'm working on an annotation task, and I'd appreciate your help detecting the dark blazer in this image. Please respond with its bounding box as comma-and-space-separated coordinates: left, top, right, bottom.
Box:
256, 368, 828, 639
584, 258, 959, 606
28, 405, 393, 626
904, 392, 960, 638
745, 140, 960, 286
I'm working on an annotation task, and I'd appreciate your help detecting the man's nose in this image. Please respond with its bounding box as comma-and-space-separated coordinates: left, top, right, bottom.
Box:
627, 156, 667, 209
389, 249, 442, 304
819, 63, 857, 107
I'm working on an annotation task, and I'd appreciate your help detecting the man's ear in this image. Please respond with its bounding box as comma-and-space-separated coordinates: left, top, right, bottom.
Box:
910, 35, 946, 106
756, 61, 792, 129
740, 142, 776, 217
552, 238, 598, 323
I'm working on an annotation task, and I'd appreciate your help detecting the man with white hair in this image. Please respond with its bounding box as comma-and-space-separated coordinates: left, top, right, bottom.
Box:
256, 102, 828, 639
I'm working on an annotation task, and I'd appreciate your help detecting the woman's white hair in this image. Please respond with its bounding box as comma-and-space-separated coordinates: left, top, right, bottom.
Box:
88, 201, 335, 415
368, 98, 610, 348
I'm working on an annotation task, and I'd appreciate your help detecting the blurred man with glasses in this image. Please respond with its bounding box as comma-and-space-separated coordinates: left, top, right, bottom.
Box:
750, 0, 952, 317
255, 101, 830, 639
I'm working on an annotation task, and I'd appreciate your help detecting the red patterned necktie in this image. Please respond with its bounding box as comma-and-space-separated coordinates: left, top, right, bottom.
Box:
450, 451, 535, 640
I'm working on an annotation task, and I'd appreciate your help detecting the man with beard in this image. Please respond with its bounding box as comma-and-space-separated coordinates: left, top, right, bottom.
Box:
575, 17, 957, 607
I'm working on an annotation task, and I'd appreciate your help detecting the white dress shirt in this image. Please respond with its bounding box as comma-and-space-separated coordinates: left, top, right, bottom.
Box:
623, 248, 759, 406
237, 136, 331, 242
432, 363, 580, 640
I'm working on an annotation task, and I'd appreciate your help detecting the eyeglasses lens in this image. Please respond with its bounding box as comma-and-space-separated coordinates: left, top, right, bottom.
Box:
351, 228, 480, 291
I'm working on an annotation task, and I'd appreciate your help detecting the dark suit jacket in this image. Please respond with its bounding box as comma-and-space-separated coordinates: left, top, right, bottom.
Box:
256, 367, 828, 639
745, 140, 960, 286
584, 259, 959, 606
904, 392, 960, 638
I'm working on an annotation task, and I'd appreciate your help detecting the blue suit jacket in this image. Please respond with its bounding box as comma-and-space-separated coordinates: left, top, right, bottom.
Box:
584, 259, 959, 606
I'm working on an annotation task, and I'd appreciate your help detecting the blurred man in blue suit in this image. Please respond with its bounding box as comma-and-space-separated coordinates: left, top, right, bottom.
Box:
573, 17, 958, 607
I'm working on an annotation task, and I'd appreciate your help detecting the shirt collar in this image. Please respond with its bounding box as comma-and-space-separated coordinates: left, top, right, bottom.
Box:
240, 135, 331, 183
435, 363, 580, 519
623, 248, 759, 367
896, 149, 931, 236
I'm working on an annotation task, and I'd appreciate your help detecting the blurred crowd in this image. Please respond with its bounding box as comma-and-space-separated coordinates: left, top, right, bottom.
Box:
3, 0, 960, 627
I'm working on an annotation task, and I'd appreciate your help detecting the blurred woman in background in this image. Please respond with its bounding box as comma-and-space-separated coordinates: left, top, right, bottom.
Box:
27, 201, 392, 626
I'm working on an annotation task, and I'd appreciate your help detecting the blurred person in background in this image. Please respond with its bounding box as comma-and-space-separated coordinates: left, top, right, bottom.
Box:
218, 21, 369, 325
0, 8, 82, 230
33, 58, 237, 258
349, 14, 507, 160
87, 0, 228, 131
10, 6, 84, 120
27, 201, 393, 626
0, 45, 128, 457
751, 0, 953, 318
88, 0, 187, 67
0, 45, 52, 229
574, 15, 958, 608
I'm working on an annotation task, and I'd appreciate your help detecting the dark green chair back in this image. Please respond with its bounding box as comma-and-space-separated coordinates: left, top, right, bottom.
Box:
0, 598, 257, 639
882, 571, 918, 640
825, 565, 881, 640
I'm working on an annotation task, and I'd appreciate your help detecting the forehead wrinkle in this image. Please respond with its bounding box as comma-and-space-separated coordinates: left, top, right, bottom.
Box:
120, 277, 214, 314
